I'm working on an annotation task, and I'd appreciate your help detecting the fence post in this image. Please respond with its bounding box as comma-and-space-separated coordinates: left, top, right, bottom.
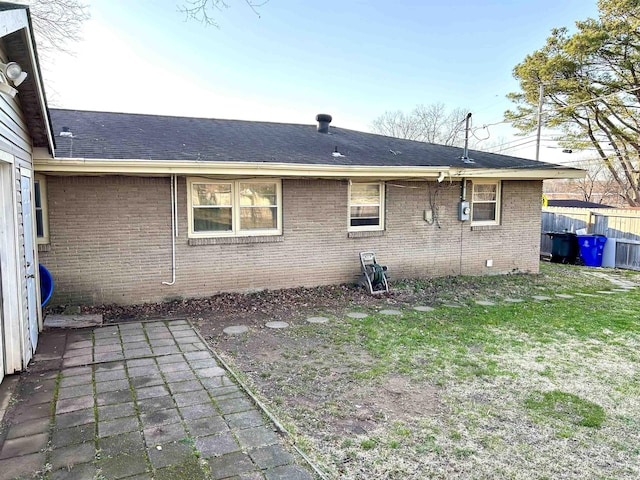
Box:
592, 213, 608, 236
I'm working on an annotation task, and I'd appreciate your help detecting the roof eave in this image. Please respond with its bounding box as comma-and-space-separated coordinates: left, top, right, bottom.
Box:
33, 158, 585, 180
450, 167, 586, 180
33, 158, 450, 179
0, 6, 55, 153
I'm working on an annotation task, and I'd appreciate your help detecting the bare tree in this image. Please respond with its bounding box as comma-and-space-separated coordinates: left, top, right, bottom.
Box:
545, 159, 624, 205
371, 103, 469, 146
573, 160, 617, 203
370, 110, 422, 141
179, 0, 268, 27
15, 0, 90, 54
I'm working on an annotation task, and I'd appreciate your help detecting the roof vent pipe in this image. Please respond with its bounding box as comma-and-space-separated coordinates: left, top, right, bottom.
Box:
60, 126, 73, 137
316, 114, 332, 133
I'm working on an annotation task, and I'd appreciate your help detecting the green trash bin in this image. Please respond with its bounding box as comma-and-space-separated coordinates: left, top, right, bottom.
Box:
546, 232, 579, 264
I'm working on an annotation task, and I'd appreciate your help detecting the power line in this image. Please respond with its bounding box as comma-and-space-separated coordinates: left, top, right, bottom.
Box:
471, 85, 640, 143
486, 134, 556, 150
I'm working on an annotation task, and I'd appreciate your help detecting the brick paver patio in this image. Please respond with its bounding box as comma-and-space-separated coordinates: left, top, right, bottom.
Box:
0, 320, 316, 480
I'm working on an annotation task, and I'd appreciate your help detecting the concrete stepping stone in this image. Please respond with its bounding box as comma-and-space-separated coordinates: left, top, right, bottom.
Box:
555, 294, 574, 299
612, 288, 629, 292
346, 312, 368, 319
596, 291, 616, 295
532, 295, 552, 301
574, 292, 597, 297
306, 317, 329, 324
379, 309, 402, 316
223, 326, 248, 335
475, 300, 495, 306
413, 306, 434, 312
44, 314, 103, 329
504, 298, 524, 303
265, 321, 289, 329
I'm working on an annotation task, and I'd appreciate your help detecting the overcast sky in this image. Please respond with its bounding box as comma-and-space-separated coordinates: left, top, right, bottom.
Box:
41, 0, 600, 163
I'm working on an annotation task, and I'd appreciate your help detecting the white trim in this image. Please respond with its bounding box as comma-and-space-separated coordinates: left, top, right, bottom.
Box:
0, 160, 23, 373
470, 180, 501, 226
0, 8, 29, 38
187, 177, 282, 238
17, 9, 56, 155
20, 171, 40, 350
348, 181, 385, 232
33, 158, 585, 180
34, 174, 49, 244
0, 149, 13, 163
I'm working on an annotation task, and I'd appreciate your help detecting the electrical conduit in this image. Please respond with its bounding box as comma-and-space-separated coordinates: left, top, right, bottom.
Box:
162, 175, 177, 286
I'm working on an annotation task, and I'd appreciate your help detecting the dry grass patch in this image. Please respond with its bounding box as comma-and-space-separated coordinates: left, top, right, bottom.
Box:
191, 264, 640, 479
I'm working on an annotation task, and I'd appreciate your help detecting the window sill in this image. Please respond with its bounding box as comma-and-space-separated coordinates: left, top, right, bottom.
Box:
188, 235, 284, 246
471, 224, 501, 231
348, 230, 385, 238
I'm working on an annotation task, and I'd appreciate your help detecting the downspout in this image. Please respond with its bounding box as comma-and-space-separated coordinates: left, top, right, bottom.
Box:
162, 175, 177, 286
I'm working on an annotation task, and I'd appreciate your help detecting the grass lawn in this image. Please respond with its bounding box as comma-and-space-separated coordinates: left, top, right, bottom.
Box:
207, 264, 640, 479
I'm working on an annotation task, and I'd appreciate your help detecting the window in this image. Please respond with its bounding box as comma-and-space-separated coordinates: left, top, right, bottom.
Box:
349, 182, 385, 231
34, 174, 49, 244
188, 178, 281, 237
471, 181, 501, 225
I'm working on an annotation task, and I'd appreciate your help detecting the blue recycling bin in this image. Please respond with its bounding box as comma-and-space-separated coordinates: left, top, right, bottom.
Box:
39, 264, 54, 307
576, 235, 607, 267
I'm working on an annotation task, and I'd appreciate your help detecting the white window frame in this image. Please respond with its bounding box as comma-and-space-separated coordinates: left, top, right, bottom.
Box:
348, 181, 385, 232
471, 180, 501, 226
187, 177, 282, 238
34, 174, 49, 244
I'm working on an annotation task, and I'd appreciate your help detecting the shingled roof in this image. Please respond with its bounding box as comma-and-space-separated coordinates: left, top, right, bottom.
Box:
47, 109, 576, 174
547, 199, 614, 209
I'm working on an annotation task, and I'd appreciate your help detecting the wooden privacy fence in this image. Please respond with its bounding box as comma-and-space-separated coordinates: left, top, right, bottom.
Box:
541, 207, 640, 271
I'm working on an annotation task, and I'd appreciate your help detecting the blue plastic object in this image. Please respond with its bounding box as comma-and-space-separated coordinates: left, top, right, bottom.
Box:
577, 235, 607, 267
39, 264, 53, 307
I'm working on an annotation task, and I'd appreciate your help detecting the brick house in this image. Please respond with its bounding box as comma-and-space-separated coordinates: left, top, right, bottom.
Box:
34, 109, 582, 306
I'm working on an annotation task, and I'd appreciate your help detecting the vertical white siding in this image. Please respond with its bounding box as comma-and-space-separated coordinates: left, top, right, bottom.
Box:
0, 40, 37, 375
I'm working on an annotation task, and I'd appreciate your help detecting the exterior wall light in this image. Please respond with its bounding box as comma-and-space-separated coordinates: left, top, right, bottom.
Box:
3, 62, 27, 86
0, 61, 27, 98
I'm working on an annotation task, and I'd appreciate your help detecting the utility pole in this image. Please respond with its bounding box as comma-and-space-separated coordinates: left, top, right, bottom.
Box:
535, 83, 544, 161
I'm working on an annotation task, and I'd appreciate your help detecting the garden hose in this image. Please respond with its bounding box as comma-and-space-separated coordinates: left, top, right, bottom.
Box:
370, 263, 385, 285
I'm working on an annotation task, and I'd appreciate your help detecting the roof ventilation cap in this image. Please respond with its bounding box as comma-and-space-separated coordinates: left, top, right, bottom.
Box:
60, 126, 73, 137
316, 114, 332, 133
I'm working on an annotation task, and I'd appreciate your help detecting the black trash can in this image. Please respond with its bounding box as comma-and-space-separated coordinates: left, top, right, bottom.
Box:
546, 232, 579, 264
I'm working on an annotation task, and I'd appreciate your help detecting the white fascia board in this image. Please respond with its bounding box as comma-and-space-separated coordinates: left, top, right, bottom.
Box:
450, 167, 586, 180
23, 19, 54, 155
0, 8, 28, 37
33, 158, 585, 180
33, 158, 451, 179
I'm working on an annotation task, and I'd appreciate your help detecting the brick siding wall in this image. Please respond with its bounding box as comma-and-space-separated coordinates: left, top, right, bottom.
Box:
39, 176, 542, 305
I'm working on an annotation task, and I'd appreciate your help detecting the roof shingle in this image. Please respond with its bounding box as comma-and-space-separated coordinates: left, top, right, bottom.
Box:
49, 108, 573, 172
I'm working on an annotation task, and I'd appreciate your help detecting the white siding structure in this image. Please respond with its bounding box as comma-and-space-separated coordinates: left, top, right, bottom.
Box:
0, 4, 54, 384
